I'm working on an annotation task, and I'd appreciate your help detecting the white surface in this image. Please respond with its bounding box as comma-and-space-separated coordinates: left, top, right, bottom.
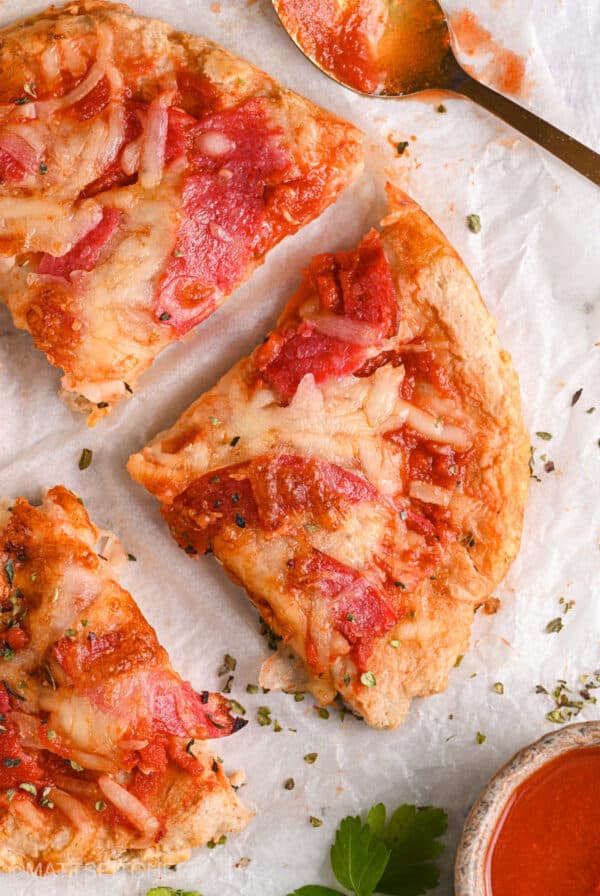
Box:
1, 1, 599, 894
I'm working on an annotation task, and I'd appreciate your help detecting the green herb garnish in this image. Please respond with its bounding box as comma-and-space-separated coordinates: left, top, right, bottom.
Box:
4, 560, 14, 586
360, 672, 376, 688
396, 141, 409, 156
78, 448, 93, 470
287, 802, 447, 896
467, 214, 481, 233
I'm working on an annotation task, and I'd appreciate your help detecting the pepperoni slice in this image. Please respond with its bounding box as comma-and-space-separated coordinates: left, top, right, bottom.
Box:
294, 551, 400, 671
155, 98, 291, 333
53, 627, 242, 742
307, 230, 399, 337
37, 207, 121, 278
257, 230, 398, 403
163, 454, 378, 555
256, 321, 366, 404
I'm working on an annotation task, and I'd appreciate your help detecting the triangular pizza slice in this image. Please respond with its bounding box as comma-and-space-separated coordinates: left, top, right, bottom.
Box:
0, 1, 363, 423
0, 486, 251, 873
128, 186, 529, 730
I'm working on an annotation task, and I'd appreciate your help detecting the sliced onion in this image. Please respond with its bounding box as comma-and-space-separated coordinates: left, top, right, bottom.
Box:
0, 131, 40, 172
11, 798, 47, 831
12, 712, 44, 750
365, 365, 405, 426
409, 480, 453, 507
303, 310, 382, 347
120, 136, 142, 175
35, 63, 105, 118
68, 749, 119, 773
51, 788, 95, 836
96, 102, 126, 173
396, 399, 471, 450
195, 130, 235, 157
98, 775, 160, 839
59, 38, 88, 77
139, 93, 173, 189
41, 44, 61, 80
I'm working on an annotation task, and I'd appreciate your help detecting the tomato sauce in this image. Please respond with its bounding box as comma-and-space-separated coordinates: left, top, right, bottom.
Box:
275, 0, 451, 96
485, 747, 600, 896
450, 10, 526, 97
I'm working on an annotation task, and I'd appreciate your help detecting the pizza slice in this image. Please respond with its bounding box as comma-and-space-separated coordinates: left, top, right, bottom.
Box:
128, 185, 529, 730
0, 1, 363, 424
0, 486, 251, 873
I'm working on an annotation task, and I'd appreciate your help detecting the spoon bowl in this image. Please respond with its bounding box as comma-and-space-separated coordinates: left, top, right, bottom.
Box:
272, 0, 600, 185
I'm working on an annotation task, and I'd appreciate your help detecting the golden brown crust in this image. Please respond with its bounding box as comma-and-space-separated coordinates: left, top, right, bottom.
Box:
0, 486, 252, 873
128, 186, 529, 729
0, 1, 363, 422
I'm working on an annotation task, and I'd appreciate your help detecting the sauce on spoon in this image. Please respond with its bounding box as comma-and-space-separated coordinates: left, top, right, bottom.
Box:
273, 0, 452, 96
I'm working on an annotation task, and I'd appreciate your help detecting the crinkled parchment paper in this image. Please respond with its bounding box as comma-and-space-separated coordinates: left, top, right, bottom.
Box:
1, 0, 599, 893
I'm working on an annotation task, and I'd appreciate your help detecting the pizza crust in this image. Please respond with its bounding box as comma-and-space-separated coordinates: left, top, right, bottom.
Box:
128, 186, 529, 729
0, 487, 252, 872
0, 1, 363, 422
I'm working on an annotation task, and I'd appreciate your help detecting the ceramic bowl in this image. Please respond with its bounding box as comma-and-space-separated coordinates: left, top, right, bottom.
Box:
454, 720, 600, 895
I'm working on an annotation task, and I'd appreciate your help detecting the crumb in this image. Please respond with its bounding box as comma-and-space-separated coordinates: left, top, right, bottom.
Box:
229, 769, 246, 788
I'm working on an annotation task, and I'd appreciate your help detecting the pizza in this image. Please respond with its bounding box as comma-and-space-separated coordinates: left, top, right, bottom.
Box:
128, 185, 529, 730
0, 1, 363, 424
0, 486, 251, 873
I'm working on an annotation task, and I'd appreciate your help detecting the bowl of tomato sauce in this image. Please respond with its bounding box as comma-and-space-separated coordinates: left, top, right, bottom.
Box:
455, 721, 600, 896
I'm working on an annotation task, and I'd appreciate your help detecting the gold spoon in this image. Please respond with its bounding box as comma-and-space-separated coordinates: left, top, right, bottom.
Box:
272, 0, 600, 186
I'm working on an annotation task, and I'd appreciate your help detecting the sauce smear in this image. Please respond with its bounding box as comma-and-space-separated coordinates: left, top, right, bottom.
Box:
486, 746, 600, 896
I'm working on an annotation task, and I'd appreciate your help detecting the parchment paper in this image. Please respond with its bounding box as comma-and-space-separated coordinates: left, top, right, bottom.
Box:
1, 1, 599, 893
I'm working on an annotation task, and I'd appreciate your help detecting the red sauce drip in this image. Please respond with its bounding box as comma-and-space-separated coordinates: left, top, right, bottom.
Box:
156, 97, 291, 334
450, 10, 526, 97
37, 208, 121, 278
486, 747, 600, 896
176, 70, 222, 119
400, 348, 457, 400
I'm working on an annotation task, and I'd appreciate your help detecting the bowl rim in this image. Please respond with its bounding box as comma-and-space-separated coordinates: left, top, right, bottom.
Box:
454, 720, 600, 895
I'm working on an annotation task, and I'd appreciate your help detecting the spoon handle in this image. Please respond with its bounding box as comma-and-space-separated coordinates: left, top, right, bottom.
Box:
453, 69, 600, 186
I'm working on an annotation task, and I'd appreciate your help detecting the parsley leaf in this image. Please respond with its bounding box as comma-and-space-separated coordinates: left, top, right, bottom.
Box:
375, 804, 448, 896
330, 815, 391, 896
147, 888, 203, 896
289, 889, 347, 896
